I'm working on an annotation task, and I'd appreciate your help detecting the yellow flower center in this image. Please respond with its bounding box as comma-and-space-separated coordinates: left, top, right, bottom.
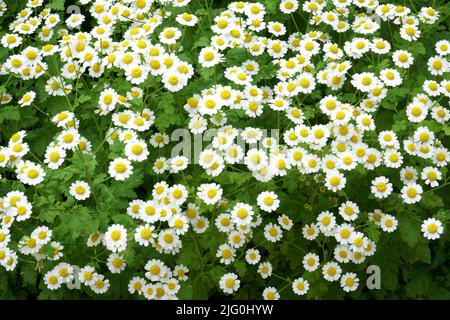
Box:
111, 230, 121, 241
27, 169, 39, 179
225, 278, 235, 288
406, 188, 417, 198
427, 223, 437, 234
114, 163, 127, 173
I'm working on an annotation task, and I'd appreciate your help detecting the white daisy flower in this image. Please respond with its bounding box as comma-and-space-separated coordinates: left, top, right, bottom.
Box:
219, 273, 240, 294
256, 191, 280, 212
108, 157, 133, 181
69, 180, 91, 201
340, 272, 359, 292
421, 218, 444, 240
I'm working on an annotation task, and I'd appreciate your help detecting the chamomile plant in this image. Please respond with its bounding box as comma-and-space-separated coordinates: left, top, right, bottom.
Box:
0, 0, 449, 300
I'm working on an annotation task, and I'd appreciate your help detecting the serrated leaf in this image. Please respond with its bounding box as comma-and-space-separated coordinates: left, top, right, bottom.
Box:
234, 261, 247, 277
47, 0, 65, 11
0, 106, 20, 122
398, 213, 420, 247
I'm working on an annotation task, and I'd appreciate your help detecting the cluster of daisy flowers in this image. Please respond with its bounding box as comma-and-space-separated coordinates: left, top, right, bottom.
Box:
69, 181, 205, 299
0, 190, 65, 272
184, 0, 449, 197
0, 0, 448, 300
176, 0, 449, 298
44, 256, 189, 299
97, 181, 210, 256
216, 198, 377, 297
0, 0, 196, 96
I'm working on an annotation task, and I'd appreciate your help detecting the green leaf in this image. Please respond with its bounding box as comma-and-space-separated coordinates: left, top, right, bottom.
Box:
254, 63, 279, 82
365, 222, 381, 242
74, 94, 92, 107
152, 92, 183, 130
192, 36, 210, 49
409, 42, 426, 55
0, 106, 20, 122
210, 266, 227, 282
110, 169, 144, 199
215, 171, 252, 187
39, 209, 60, 223
177, 241, 202, 271
444, 125, 450, 136
112, 214, 134, 228
421, 193, 444, 209
412, 241, 431, 264
177, 283, 194, 299
234, 261, 247, 277
21, 264, 37, 287
54, 206, 98, 240
405, 269, 432, 298
225, 48, 249, 66
47, 0, 65, 11
398, 213, 420, 247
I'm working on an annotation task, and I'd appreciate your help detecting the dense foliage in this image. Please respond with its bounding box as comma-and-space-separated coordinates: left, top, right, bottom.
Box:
0, 0, 449, 300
